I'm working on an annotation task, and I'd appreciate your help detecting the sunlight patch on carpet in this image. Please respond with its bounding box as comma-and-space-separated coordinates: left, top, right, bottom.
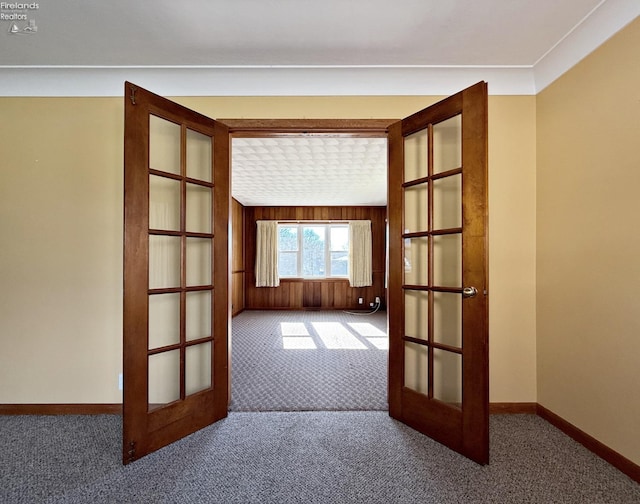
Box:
312, 322, 368, 349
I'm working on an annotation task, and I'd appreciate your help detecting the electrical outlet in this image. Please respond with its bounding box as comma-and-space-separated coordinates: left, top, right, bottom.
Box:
375, 296, 381, 304
118, 373, 123, 391
358, 297, 363, 304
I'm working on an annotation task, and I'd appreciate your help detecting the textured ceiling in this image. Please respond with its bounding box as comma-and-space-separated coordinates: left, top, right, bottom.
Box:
232, 137, 388, 207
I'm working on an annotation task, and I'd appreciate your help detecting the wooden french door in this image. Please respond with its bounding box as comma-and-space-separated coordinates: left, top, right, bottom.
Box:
387, 81, 489, 464
123, 82, 230, 464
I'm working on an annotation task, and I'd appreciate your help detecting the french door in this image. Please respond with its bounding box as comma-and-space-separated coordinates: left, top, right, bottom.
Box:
387, 81, 489, 464
123, 83, 230, 464
122, 81, 487, 464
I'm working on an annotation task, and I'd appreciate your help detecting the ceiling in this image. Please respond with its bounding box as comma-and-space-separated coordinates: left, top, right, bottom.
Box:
2, 0, 637, 206
1, 1, 637, 96
0, 0, 612, 67
232, 137, 388, 207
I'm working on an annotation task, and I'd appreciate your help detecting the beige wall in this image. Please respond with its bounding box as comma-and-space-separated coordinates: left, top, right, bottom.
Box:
0, 93, 537, 405
0, 98, 124, 402
488, 96, 537, 401
537, 17, 640, 465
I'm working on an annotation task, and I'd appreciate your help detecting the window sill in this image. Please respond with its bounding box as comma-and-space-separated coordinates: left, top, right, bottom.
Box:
279, 277, 349, 283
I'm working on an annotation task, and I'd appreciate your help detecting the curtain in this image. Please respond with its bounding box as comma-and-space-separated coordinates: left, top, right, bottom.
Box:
348, 220, 372, 287
255, 220, 280, 287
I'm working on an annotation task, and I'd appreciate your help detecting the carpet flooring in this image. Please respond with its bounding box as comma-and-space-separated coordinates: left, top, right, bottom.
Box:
229, 310, 388, 411
1, 412, 638, 503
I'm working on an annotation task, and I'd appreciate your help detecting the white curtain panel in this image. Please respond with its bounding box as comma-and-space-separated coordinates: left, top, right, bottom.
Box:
348, 220, 373, 287
255, 220, 280, 287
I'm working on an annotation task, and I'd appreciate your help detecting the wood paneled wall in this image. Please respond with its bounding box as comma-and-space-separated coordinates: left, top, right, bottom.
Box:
231, 198, 245, 315
244, 206, 387, 310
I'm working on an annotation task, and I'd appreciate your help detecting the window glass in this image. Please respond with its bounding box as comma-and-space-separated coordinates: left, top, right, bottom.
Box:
330, 226, 349, 277
278, 226, 298, 277
277, 223, 349, 278
278, 226, 298, 251
302, 226, 326, 277
279, 252, 298, 277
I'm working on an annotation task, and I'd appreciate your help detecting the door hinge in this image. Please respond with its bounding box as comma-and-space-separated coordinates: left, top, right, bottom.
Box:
129, 84, 138, 105
127, 440, 136, 464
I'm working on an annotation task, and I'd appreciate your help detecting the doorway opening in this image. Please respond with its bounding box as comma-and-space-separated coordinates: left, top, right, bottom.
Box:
226, 121, 393, 412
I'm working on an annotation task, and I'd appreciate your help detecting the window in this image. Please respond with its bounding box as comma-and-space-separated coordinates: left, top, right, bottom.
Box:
278, 223, 349, 278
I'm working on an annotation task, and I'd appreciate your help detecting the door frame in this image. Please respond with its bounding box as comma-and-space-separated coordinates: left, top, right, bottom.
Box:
225, 111, 488, 464
221, 119, 395, 136
224, 118, 394, 404
123, 106, 489, 462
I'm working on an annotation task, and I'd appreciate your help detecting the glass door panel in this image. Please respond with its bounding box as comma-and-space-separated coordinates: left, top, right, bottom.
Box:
186, 237, 212, 287
149, 116, 181, 175
433, 349, 462, 406
185, 342, 212, 395
433, 115, 461, 174
432, 175, 462, 230
148, 350, 181, 410
186, 290, 212, 341
433, 234, 462, 287
149, 175, 181, 231
433, 292, 462, 347
404, 341, 428, 394
149, 236, 181, 289
403, 184, 428, 233
148, 293, 180, 349
404, 129, 428, 181
404, 237, 429, 286
404, 291, 428, 340
186, 128, 212, 182
186, 183, 212, 234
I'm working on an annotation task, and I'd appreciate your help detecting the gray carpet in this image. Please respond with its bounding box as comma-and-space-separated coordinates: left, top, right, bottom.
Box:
230, 310, 388, 411
1, 413, 638, 503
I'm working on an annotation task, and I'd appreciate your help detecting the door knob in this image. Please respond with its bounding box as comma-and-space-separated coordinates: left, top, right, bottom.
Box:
462, 287, 478, 298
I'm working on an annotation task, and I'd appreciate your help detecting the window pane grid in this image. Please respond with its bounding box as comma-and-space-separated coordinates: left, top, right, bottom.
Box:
277, 223, 349, 278
147, 117, 215, 408
401, 114, 464, 402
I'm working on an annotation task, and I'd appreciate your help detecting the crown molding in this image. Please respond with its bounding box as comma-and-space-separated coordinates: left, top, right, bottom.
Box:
0, 65, 535, 97
533, 0, 639, 92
